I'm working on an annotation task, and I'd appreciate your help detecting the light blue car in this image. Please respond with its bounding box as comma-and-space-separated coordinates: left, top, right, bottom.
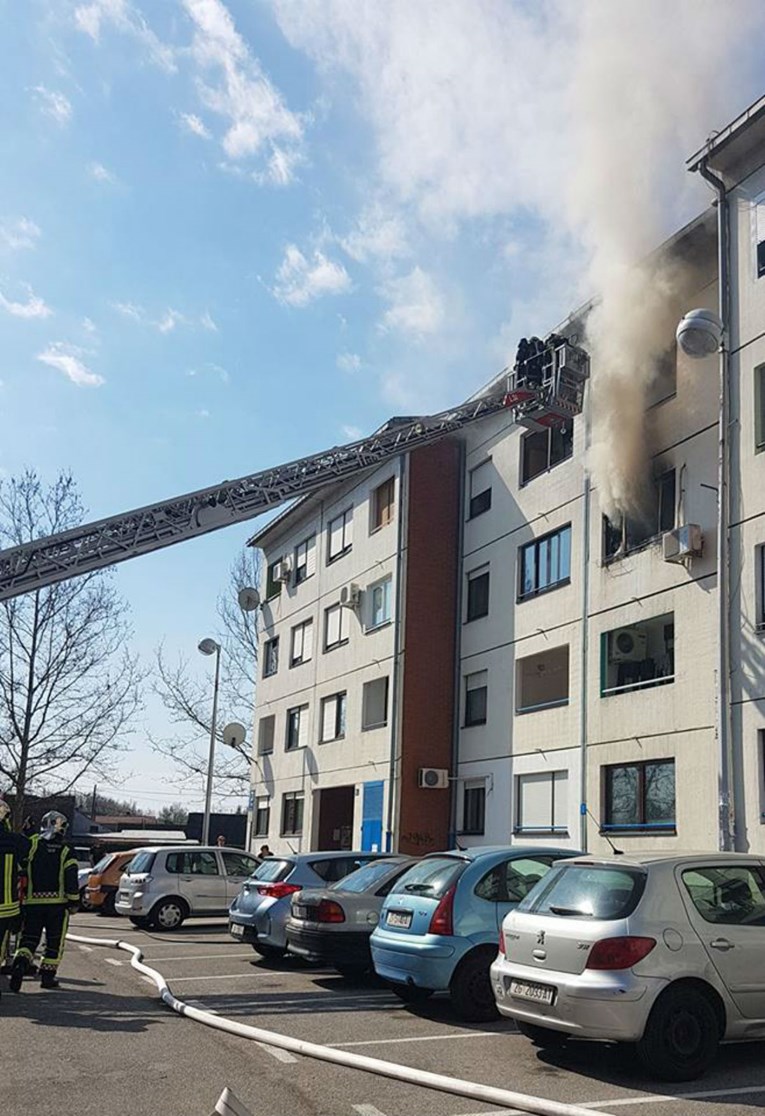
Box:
370, 846, 578, 1021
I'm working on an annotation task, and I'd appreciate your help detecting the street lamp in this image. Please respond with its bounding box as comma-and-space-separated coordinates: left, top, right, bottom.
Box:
198, 637, 222, 846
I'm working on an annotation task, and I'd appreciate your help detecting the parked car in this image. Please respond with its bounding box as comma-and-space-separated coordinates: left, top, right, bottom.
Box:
115, 845, 260, 930
229, 851, 389, 959
285, 856, 417, 978
77, 867, 93, 911
86, 850, 140, 915
491, 852, 765, 1082
371, 846, 577, 1021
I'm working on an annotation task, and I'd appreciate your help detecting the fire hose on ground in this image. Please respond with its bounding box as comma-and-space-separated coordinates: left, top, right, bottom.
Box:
66, 932, 613, 1116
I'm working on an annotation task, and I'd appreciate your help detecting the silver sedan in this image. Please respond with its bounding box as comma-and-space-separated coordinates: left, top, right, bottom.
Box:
491, 852, 765, 1082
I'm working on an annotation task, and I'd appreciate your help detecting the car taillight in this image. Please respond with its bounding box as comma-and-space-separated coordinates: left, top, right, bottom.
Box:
256, 882, 302, 900
498, 928, 506, 957
428, 885, 456, 936
316, 899, 345, 924
586, 936, 656, 970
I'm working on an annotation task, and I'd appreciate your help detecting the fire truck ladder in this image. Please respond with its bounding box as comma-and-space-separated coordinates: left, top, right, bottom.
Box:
0, 337, 589, 602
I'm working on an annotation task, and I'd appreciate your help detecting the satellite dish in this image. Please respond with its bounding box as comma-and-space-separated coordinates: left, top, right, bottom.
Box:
222, 722, 246, 750
238, 586, 261, 612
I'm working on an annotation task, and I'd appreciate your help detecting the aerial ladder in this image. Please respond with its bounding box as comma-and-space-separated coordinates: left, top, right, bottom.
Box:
0, 335, 589, 601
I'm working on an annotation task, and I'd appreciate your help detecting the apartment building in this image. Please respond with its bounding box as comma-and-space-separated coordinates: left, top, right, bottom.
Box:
247, 439, 461, 857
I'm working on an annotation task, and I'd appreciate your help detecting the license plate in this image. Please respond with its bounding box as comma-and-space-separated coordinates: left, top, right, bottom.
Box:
509, 979, 555, 1005
386, 909, 412, 929
230, 922, 244, 938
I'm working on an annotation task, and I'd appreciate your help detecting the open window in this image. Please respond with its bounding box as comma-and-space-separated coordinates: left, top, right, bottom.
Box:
601, 612, 674, 697
516, 645, 569, 713
603, 470, 676, 561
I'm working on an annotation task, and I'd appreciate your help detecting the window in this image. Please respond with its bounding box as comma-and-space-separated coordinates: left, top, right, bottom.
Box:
281, 792, 304, 836
294, 534, 316, 584
257, 714, 275, 755
166, 851, 218, 875
368, 576, 392, 629
756, 366, 765, 452
683, 865, 765, 925
320, 692, 347, 742
462, 781, 486, 835
362, 677, 389, 729
521, 426, 573, 485
755, 197, 765, 279
466, 567, 489, 622
516, 645, 569, 713
263, 637, 279, 678
515, 771, 568, 833
756, 545, 765, 632
601, 612, 674, 696
324, 602, 350, 650
603, 471, 676, 561
468, 461, 492, 518
254, 796, 270, 837
647, 346, 677, 407
371, 477, 395, 531
519, 863, 647, 919
290, 619, 313, 666
603, 758, 675, 831
328, 508, 353, 562
266, 558, 284, 599
519, 525, 571, 601
464, 671, 487, 727
285, 704, 309, 751
475, 856, 555, 902
222, 852, 259, 877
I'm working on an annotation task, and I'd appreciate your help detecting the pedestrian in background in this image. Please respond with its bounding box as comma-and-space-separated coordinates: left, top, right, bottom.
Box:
216, 835, 226, 847
258, 845, 272, 859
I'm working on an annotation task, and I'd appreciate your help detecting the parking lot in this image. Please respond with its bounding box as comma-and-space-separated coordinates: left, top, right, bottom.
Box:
4, 912, 764, 1116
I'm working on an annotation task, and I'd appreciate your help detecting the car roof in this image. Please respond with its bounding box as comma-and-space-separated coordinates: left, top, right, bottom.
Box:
126, 845, 238, 854
424, 845, 579, 862
564, 851, 765, 869
266, 850, 391, 863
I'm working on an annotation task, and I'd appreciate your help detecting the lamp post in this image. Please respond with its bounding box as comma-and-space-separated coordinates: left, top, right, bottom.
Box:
198, 637, 222, 846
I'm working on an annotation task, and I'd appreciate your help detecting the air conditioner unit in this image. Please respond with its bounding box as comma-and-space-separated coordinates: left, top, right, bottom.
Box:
273, 557, 292, 583
418, 767, 449, 789
340, 583, 362, 610
662, 524, 703, 563
609, 628, 648, 663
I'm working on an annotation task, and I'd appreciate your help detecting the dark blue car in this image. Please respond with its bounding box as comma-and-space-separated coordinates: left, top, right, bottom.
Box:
370, 845, 579, 1021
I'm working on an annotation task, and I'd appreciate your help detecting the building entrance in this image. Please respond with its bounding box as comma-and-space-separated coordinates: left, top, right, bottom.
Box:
316, 785, 354, 849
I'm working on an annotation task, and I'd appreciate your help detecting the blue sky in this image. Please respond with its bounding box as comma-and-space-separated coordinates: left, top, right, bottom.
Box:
1, 0, 763, 813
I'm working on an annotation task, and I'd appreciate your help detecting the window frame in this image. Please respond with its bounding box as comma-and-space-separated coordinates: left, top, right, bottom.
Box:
294, 533, 316, 585
370, 477, 395, 533
257, 714, 275, 756
461, 780, 486, 835
327, 507, 353, 564
600, 613, 675, 697
603, 470, 676, 562
756, 544, 765, 633
518, 524, 572, 602
289, 618, 314, 667
361, 676, 389, 730
520, 426, 573, 486
254, 796, 270, 837
468, 460, 492, 519
514, 770, 569, 835
263, 636, 279, 678
281, 792, 304, 837
516, 644, 570, 714
367, 576, 392, 630
464, 670, 488, 727
466, 567, 490, 623
285, 704, 309, 752
265, 558, 284, 600
755, 365, 765, 453
319, 691, 347, 743
602, 758, 676, 832
324, 602, 350, 651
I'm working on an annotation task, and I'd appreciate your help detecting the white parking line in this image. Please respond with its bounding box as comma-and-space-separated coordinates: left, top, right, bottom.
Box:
256, 1042, 298, 1064
458, 1082, 765, 1116
330, 1032, 507, 1048
352, 1106, 388, 1116
185, 999, 219, 1015
145, 953, 255, 963
77, 944, 93, 953
104, 958, 123, 967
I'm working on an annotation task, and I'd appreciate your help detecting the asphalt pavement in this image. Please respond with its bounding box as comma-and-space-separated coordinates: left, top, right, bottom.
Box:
2, 912, 765, 1116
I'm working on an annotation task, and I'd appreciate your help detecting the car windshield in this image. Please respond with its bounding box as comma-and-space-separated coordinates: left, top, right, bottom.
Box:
126, 851, 154, 875
92, 854, 114, 874
251, 859, 292, 882
330, 859, 398, 893
389, 856, 465, 900
518, 863, 647, 920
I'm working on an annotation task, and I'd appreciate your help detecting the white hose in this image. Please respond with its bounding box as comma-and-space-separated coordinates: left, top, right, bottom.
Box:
67, 932, 611, 1116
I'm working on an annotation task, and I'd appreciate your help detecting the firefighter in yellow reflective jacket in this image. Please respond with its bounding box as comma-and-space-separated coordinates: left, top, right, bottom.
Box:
10, 811, 79, 991
0, 799, 30, 998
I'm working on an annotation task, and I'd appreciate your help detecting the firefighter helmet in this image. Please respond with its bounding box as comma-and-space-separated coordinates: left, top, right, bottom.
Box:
40, 811, 69, 839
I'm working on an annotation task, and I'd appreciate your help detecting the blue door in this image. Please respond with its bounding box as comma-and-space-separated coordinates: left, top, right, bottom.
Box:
361, 781, 384, 852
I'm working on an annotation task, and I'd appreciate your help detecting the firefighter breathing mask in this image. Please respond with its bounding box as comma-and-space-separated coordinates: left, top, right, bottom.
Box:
40, 811, 68, 840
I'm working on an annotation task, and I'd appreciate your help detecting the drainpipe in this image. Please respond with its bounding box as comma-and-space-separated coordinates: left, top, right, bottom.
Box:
696, 159, 735, 852
385, 454, 408, 851
448, 440, 467, 847
578, 464, 592, 852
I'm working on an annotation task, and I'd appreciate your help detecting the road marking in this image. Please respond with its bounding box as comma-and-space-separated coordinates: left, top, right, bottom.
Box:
256, 1042, 298, 1064
458, 1083, 765, 1116
353, 1106, 388, 1116
185, 999, 219, 1015
145, 953, 255, 963
77, 945, 93, 953
104, 958, 123, 967
140, 976, 156, 986
330, 1032, 507, 1048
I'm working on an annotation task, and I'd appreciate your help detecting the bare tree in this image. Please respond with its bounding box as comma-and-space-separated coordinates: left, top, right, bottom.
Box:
0, 471, 143, 828
151, 548, 259, 794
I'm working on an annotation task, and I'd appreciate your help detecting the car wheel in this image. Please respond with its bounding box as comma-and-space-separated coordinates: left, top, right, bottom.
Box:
516, 1021, 569, 1048
335, 963, 368, 981
636, 985, 720, 1082
449, 948, 500, 1022
99, 893, 116, 916
79, 888, 93, 912
130, 917, 150, 929
390, 982, 434, 1004
151, 899, 187, 931
251, 944, 286, 960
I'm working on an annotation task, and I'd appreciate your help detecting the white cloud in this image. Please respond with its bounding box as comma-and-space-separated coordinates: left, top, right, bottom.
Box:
199, 310, 217, 331
196, 407, 210, 418
341, 204, 409, 263
74, 0, 176, 72
156, 308, 187, 333
379, 267, 445, 338
0, 285, 53, 320
179, 111, 211, 138
182, 0, 305, 183
89, 161, 118, 184
33, 86, 72, 126
337, 351, 361, 374
341, 424, 362, 440
82, 317, 97, 334
112, 300, 144, 321
273, 244, 351, 307
38, 342, 104, 387
0, 217, 41, 251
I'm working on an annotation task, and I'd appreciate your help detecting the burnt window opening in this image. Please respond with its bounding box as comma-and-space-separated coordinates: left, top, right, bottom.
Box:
603, 470, 676, 562
521, 426, 573, 485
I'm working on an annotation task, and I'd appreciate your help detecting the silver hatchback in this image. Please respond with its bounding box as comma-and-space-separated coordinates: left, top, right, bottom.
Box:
491, 853, 765, 1081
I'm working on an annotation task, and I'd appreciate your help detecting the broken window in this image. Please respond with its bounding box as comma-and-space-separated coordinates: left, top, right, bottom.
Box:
516, 645, 569, 713
601, 613, 674, 697
520, 426, 573, 485
603, 470, 676, 561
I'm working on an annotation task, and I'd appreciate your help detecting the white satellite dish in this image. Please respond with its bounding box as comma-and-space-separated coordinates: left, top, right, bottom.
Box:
222, 722, 246, 750
238, 586, 261, 612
